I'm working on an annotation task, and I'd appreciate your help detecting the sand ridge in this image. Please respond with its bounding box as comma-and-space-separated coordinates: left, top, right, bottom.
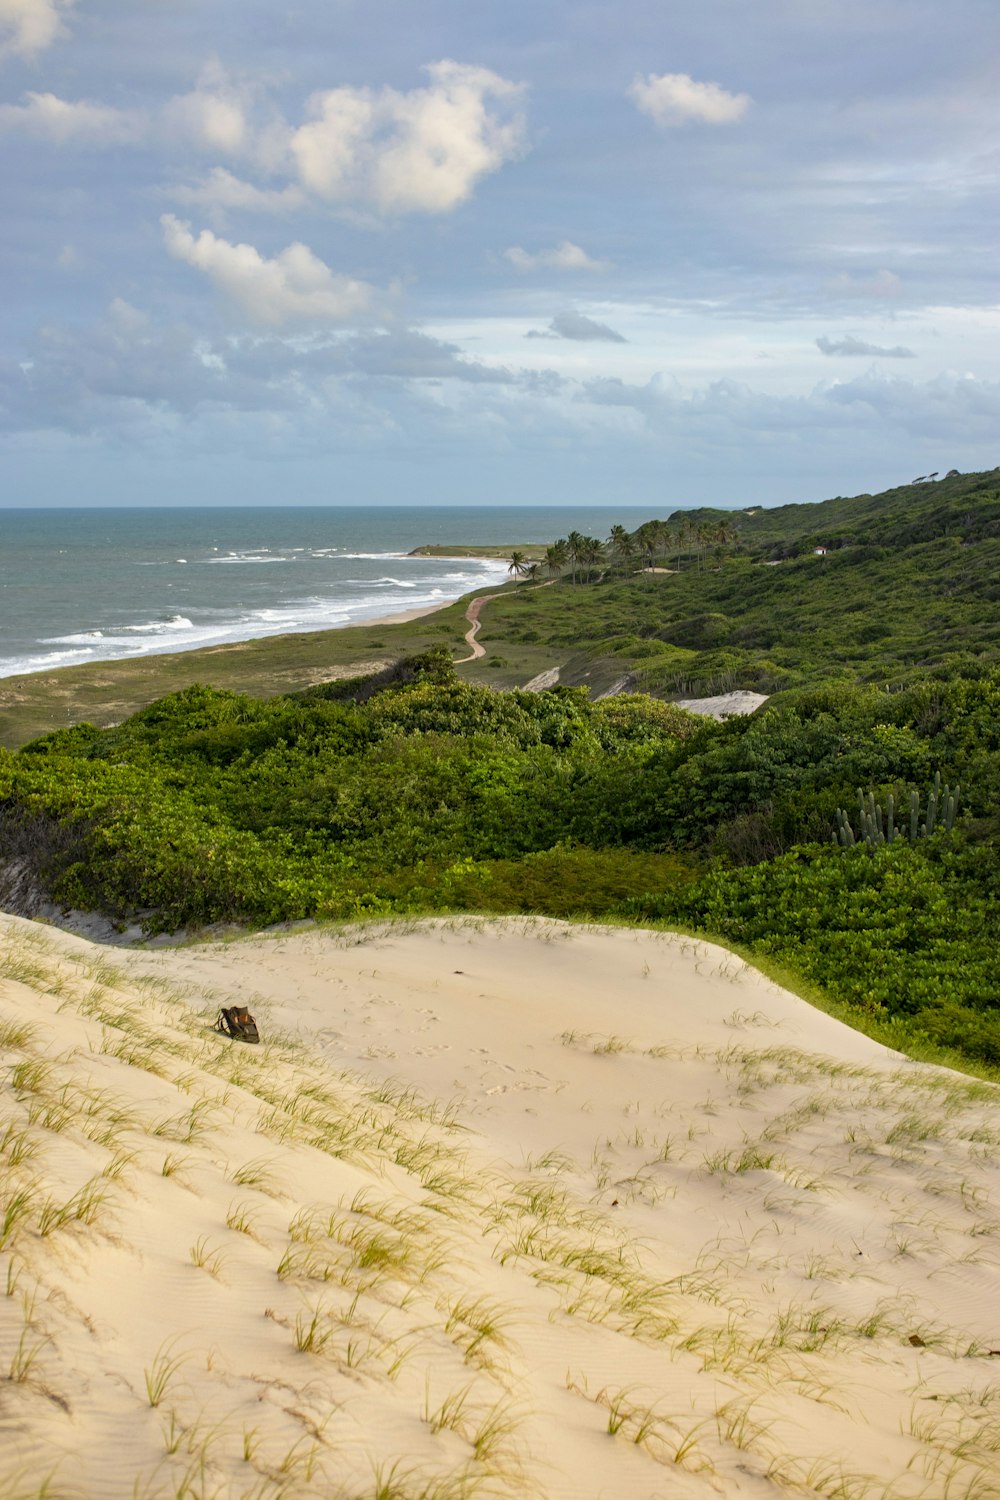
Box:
2, 913, 1000, 1499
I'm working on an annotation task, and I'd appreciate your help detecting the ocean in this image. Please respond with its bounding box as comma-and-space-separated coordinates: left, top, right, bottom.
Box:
0, 505, 666, 680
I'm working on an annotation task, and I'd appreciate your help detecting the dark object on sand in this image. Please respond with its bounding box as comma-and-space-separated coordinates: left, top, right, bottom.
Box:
215, 1006, 260, 1044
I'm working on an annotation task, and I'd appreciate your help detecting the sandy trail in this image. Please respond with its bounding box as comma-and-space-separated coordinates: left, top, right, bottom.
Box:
455, 580, 556, 666
455, 595, 489, 663
3, 912, 1000, 1500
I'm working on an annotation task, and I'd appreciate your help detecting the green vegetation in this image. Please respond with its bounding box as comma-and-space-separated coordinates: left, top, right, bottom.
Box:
3, 469, 1000, 1075
460, 468, 1000, 695
3, 641, 1000, 1070
0, 597, 481, 749
407, 542, 548, 560
3, 469, 998, 745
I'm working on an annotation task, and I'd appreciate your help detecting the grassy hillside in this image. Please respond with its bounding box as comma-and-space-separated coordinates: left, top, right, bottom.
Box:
0, 596, 480, 749
464, 468, 1000, 697
681, 467, 1000, 553
2, 468, 998, 747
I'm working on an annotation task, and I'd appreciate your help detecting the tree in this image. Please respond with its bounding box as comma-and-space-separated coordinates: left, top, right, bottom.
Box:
565, 531, 586, 585
713, 520, 738, 562
507, 550, 529, 579
608, 524, 636, 573
581, 536, 605, 579
545, 540, 568, 578
652, 520, 676, 568
634, 521, 658, 572
676, 518, 694, 570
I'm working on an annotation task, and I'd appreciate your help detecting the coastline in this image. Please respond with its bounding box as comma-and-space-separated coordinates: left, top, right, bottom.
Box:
355, 587, 506, 630
0, 576, 511, 748
0, 565, 511, 686
407, 543, 547, 560
1, 507, 544, 684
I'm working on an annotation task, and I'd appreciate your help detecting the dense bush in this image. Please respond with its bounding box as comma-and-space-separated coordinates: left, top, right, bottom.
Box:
4, 653, 1000, 1068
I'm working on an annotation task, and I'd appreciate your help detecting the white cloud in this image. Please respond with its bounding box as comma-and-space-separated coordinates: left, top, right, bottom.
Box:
162, 62, 253, 156
161, 215, 379, 328
0, 0, 72, 58
290, 60, 526, 214
526, 310, 626, 342
817, 334, 915, 358
629, 71, 751, 127
171, 167, 306, 215
0, 92, 140, 145
504, 240, 610, 272
0, 55, 525, 222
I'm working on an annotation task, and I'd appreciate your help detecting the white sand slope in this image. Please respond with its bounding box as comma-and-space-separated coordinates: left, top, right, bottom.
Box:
2, 913, 1000, 1500
674, 692, 770, 719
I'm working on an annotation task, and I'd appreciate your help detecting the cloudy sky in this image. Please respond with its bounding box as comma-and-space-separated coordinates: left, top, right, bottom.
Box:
1, 0, 997, 507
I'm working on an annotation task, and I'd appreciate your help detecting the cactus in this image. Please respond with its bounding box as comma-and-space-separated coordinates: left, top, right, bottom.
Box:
835, 776, 960, 850
834, 807, 856, 847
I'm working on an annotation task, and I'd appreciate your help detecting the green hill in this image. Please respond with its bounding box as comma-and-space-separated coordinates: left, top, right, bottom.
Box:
460, 468, 1000, 699
2, 468, 999, 746
5, 470, 1000, 1078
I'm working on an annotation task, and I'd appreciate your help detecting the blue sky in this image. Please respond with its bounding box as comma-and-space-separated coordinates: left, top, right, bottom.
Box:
1, 0, 997, 507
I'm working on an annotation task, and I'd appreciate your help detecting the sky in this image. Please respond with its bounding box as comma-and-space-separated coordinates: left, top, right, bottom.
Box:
1, 0, 998, 508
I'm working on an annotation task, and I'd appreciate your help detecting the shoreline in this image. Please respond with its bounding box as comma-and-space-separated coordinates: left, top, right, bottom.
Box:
0, 570, 512, 686
353, 589, 505, 630
0, 576, 515, 747
407, 542, 547, 560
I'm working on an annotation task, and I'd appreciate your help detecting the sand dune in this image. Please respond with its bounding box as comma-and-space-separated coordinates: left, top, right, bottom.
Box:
2, 912, 1000, 1499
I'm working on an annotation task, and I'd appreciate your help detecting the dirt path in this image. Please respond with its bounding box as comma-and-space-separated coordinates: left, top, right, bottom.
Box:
454, 580, 556, 666
454, 594, 489, 663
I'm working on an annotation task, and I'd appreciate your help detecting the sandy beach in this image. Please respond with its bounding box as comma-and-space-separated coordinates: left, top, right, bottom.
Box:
2, 911, 999, 1499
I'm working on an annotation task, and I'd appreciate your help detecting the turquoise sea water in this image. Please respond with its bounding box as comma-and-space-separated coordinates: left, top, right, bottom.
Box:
0, 506, 665, 679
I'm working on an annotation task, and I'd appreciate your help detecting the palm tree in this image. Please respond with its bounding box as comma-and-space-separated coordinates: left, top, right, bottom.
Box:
634, 521, 657, 572
580, 535, 605, 580
652, 519, 674, 568
676, 518, 693, 570
545, 540, 568, 578
565, 530, 586, 585
507, 550, 529, 579
607, 524, 635, 574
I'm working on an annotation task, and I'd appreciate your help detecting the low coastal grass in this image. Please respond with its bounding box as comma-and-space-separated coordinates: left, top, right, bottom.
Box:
0, 594, 484, 750
5, 468, 1000, 747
